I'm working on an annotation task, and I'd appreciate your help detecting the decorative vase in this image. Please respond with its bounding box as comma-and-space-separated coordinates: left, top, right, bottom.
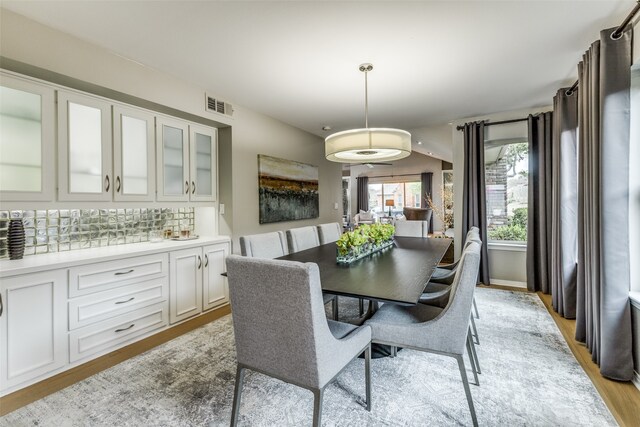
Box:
8, 218, 25, 260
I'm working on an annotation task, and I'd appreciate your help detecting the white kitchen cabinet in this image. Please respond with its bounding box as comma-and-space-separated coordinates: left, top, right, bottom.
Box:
189, 124, 217, 202
202, 242, 229, 311
169, 247, 203, 323
157, 117, 218, 202
57, 90, 112, 201
113, 104, 156, 201
0, 269, 67, 392
0, 72, 55, 201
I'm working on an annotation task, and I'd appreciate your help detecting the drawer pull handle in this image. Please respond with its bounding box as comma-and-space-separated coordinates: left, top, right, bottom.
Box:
197, 255, 202, 269
114, 269, 135, 276
185, 181, 190, 194
115, 324, 135, 333
115, 297, 135, 305
192, 181, 196, 194
105, 174, 110, 192
204, 254, 209, 268
0, 294, 3, 317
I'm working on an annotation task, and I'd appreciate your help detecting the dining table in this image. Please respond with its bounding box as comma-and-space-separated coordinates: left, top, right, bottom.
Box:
277, 236, 452, 306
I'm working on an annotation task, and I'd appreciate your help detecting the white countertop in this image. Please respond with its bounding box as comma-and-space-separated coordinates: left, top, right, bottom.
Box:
0, 235, 231, 278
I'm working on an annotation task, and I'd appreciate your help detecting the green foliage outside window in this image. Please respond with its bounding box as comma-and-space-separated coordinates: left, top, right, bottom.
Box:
489, 207, 528, 242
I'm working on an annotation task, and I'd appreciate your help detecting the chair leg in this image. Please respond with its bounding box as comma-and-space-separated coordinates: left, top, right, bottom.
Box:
230, 365, 245, 427
365, 345, 371, 411
358, 298, 364, 317
470, 314, 479, 345
312, 388, 324, 427
467, 327, 481, 375
455, 355, 479, 427
473, 297, 480, 319
332, 297, 339, 321
466, 334, 480, 386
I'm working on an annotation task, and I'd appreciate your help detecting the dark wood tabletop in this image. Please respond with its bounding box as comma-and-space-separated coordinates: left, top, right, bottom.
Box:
278, 236, 452, 305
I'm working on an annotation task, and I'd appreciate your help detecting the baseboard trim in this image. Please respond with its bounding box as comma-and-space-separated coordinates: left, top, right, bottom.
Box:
0, 304, 231, 416
489, 278, 527, 288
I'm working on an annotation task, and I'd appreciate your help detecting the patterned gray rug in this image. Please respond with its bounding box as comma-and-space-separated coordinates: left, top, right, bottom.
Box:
1, 288, 615, 427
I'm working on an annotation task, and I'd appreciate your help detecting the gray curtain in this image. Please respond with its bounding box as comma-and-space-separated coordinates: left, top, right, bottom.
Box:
526, 112, 553, 293
461, 121, 490, 285
356, 176, 369, 212
551, 88, 578, 318
420, 172, 433, 233
575, 27, 633, 381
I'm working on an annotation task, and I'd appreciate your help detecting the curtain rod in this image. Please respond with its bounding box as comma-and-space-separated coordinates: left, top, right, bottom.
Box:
455, 117, 528, 131
566, 0, 639, 96
359, 173, 423, 179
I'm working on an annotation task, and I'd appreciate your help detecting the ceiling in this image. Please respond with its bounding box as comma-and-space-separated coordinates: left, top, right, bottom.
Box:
1, 1, 634, 148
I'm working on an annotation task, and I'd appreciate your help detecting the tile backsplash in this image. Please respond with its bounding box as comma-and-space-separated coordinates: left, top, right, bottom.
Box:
0, 208, 195, 259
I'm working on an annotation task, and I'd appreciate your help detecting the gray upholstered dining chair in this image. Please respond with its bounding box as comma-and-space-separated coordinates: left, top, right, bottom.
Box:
429, 227, 480, 285
393, 220, 429, 237
239, 231, 289, 258
364, 242, 482, 427
317, 222, 342, 245
286, 226, 321, 253
226, 255, 372, 427
239, 230, 338, 320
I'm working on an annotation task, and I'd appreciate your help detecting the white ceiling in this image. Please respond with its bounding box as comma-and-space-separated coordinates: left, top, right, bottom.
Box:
1, 0, 634, 145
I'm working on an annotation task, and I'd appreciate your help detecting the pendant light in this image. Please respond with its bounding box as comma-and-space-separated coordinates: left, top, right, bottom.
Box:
325, 63, 411, 163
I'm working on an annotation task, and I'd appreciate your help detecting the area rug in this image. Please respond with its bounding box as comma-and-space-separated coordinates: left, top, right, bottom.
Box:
0, 288, 616, 426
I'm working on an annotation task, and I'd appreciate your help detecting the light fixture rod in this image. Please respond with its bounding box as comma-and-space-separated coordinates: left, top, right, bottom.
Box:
364, 66, 369, 128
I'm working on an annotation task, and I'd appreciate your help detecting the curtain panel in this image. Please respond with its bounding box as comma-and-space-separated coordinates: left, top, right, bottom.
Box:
461, 121, 490, 285
551, 89, 578, 318
526, 112, 554, 293
575, 27, 633, 381
356, 176, 369, 213
421, 172, 434, 233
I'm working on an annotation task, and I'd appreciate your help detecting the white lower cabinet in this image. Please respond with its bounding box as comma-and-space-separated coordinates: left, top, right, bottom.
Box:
0, 237, 229, 396
0, 270, 68, 392
169, 241, 230, 324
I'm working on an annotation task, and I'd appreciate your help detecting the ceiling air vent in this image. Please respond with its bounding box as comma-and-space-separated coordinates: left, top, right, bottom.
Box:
205, 94, 233, 117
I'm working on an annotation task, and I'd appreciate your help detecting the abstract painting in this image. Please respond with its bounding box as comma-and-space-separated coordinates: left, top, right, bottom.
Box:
258, 154, 319, 224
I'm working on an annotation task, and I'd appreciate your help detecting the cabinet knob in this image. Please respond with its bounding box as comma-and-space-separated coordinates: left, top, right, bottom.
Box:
105, 175, 110, 192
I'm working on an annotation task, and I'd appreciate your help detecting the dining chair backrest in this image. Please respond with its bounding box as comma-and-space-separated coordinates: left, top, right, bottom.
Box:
317, 222, 342, 245
429, 241, 481, 354
226, 255, 353, 388
394, 220, 428, 238
239, 231, 288, 258
286, 226, 320, 253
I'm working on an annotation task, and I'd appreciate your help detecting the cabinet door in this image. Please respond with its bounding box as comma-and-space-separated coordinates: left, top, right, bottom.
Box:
0, 73, 55, 201
189, 124, 217, 202
58, 91, 112, 201
0, 270, 67, 392
203, 242, 229, 311
169, 247, 203, 324
113, 105, 155, 201
156, 117, 189, 202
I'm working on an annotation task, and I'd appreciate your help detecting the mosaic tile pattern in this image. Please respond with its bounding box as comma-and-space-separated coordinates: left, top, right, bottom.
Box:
0, 208, 194, 259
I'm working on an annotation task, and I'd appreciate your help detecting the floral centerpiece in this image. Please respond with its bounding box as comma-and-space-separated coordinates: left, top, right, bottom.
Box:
336, 223, 395, 264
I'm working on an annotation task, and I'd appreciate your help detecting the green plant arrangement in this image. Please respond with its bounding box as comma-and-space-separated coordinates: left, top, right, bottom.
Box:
336, 223, 395, 264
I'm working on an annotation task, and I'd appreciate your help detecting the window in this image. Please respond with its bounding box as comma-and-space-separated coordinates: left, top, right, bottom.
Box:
484, 139, 528, 243
367, 181, 421, 216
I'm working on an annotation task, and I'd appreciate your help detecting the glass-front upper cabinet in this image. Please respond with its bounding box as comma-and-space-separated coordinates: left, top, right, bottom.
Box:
189, 124, 217, 202
0, 73, 55, 201
113, 105, 155, 201
156, 116, 189, 202
58, 91, 112, 201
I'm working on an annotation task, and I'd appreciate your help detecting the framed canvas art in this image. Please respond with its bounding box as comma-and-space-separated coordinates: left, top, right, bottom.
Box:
258, 155, 319, 224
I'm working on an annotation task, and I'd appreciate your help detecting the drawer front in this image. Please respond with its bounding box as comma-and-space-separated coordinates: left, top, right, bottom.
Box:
69, 302, 168, 363
69, 253, 168, 297
68, 277, 168, 330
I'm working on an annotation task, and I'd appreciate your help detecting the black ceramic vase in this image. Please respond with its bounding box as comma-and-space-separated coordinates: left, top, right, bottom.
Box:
8, 218, 25, 260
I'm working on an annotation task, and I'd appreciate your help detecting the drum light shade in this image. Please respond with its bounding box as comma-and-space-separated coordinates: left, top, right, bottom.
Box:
325, 128, 411, 163
325, 63, 412, 164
